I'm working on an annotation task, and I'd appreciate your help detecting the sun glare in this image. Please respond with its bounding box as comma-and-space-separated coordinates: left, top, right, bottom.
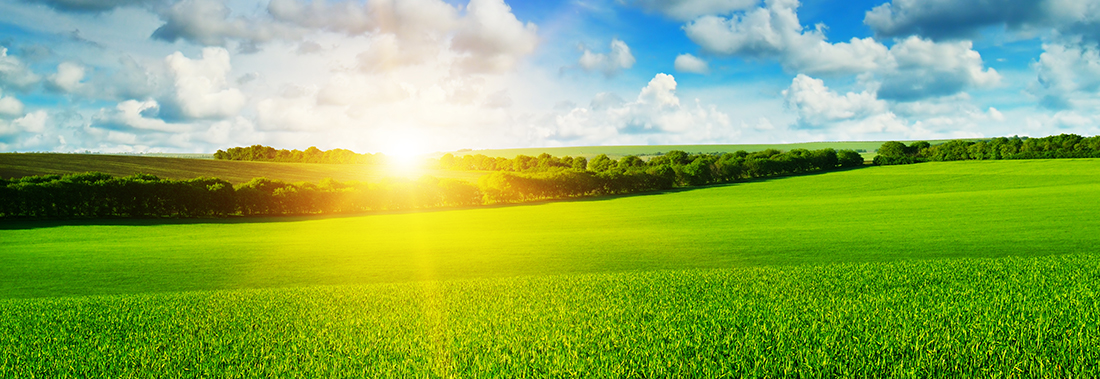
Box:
381, 139, 428, 177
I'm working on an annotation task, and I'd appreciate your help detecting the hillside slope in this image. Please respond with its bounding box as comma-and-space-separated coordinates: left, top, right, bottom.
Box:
3, 159, 1096, 298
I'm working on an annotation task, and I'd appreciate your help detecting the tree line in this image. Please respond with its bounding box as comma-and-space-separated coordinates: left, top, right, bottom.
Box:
442, 149, 864, 175
873, 134, 1100, 165
214, 145, 381, 164
0, 173, 481, 218
2, 147, 864, 219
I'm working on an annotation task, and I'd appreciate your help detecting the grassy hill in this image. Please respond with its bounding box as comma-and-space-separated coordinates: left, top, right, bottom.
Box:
0, 153, 486, 184
2, 159, 1098, 376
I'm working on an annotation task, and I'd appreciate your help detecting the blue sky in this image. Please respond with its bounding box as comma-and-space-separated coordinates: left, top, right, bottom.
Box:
1, 0, 1098, 154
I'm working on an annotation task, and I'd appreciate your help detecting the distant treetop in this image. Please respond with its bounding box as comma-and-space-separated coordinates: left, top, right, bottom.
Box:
214, 145, 379, 164
873, 134, 1100, 165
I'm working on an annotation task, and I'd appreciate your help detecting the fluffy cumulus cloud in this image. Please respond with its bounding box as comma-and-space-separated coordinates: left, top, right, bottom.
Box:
92, 99, 189, 133
88, 56, 163, 101
0, 47, 41, 91
91, 99, 190, 136
876, 37, 1001, 101
628, 0, 759, 21
673, 53, 709, 74
1030, 42, 1100, 109
8, 0, 1100, 152
451, 0, 539, 73
0, 90, 25, 118
683, 0, 999, 101
147, 0, 537, 73
864, 0, 1100, 114
864, 0, 1048, 40
246, 57, 527, 152
784, 74, 1006, 139
578, 39, 636, 76
0, 110, 50, 151
783, 74, 886, 128
537, 73, 735, 144
151, 0, 300, 48
268, 0, 459, 36
28, 0, 538, 153
684, 0, 891, 76
163, 47, 246, 120
863, 0, 1100, 41
48, 62, 86, 93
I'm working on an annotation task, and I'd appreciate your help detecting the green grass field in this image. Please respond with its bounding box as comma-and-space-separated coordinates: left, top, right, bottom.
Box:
2, 159, 1098, 376
0, 153, 485, 184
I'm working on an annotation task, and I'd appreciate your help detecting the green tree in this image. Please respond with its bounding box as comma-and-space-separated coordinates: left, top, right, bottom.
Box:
878, 141, 908, 157
837, 150, 864, 167
588, 154, 614, 172
572, 156, 587, 171
617, 155, 645, 170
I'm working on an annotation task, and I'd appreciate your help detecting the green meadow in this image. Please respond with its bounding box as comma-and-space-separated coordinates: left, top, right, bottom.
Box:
2, 159, 1099, 376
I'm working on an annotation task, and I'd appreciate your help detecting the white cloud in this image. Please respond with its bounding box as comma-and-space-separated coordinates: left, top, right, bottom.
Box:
629, 0, 760, 21
864, 0, 1047, 39
538, 73, 736, 144
674, 53, 709, 74
149, 0, 537, 73
861, 1, 1100, 110
92, 100, 192, 133
683, 0, 891, 76
877, 36, 1001, 101
0, 110, 49, 150
451, 0, 539, 73
164, 47, 246, 120
296, 41, 324, 55
248, 60, 523, 152
783, 74, 886, 127
1030, 42, 1100, 109
204, 116, 259, 146
268, 0, 460, 37
578, 39, 636, 76
683, 0, 999, 101
267, 0, 382, 35
0, 90, 25, 118
864, 0, 1100, 41
151, 0, 300, 48
48, 62, 86, 93
783, 74, 1008, 139
84, 55, 163, 101
1034, 110, 1100, 133
316, 73, 410, 106
0, 47, 41, 91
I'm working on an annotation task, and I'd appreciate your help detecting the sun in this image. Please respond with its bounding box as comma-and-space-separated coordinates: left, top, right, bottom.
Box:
381, 139, 428, 177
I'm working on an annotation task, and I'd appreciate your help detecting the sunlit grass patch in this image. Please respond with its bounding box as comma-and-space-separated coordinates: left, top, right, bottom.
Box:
2, 254, 1097, 377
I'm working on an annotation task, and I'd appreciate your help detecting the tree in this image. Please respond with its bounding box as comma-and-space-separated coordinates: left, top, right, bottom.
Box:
617, 155, 645, 170
837, 150, 864, 167
572, 156, 587, 171
588, 154, 614, 172
877, 141, 908, 158
664, 150, 690, 165
907, 141, 930, 157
